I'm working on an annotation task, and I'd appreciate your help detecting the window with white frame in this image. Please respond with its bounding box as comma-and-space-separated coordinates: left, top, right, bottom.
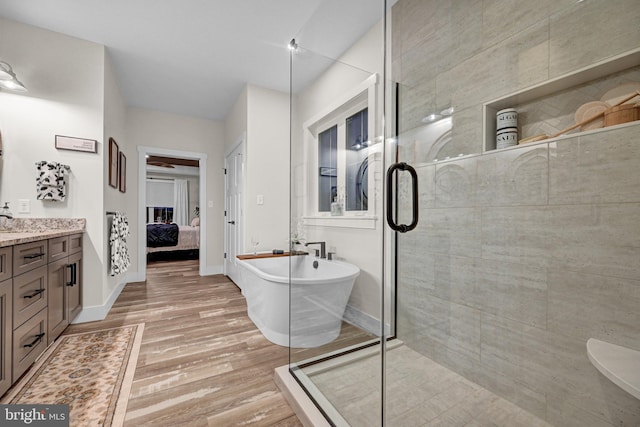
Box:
304, 75, 377, 227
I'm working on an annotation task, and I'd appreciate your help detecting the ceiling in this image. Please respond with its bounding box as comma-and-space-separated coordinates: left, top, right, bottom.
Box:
0, 0, 383, 121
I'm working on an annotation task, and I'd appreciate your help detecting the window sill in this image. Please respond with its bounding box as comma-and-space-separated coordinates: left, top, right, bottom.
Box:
302, 215, 378, 230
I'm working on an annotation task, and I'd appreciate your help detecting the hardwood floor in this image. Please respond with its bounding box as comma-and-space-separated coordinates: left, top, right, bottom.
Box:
65, 260, 302, 426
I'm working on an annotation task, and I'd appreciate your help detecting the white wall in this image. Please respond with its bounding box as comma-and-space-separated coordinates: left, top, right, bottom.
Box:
103, 51, 131, 304
245, 84, 289, 252
0, 16, 233, 321
0, 17, 107, 309
225, 85, 248, 153
223, 84, 289, 254
126, 107, 225, 270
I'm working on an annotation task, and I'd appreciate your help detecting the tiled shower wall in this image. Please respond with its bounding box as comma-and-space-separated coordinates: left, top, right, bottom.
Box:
392, 1, 640, 426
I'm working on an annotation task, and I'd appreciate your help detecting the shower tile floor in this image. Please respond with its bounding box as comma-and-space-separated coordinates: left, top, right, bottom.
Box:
305, 344, 552, 427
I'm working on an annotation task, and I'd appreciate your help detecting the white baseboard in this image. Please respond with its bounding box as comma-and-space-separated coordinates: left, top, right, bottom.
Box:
72, 273, 130, 324
125, 271, 145, 283
201, 264, 223, 276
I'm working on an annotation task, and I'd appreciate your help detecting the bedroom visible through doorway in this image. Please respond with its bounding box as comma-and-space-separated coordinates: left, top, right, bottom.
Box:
137, 147, 208, 280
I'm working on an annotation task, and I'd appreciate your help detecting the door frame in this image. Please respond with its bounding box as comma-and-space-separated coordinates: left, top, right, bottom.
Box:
137, 146, 208, 280
224, 133, 246, 277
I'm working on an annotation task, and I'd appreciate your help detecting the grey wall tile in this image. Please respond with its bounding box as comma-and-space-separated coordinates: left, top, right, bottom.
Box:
448, 22, 549, 111
392, 0, 451, 62
421, 207, 482, 258
481, 314, 614, 424
482, 0, 552, 49
482, 203, 640, 280
400, 295, 482, 361
549, 126, 640, 205
398, 295, 480, 362
549, 0, 640, 78
450, 106, 483, 158
389, 1, 640, 425
430, 255, 547, 328
435, 157, 477, 208
417, 164, 436, 209
481, 313, 640, 425
432, 255, 481, 310
398, 78, 437, 132
477, 259, 547, 328
476, 144, 548, 207
547, 268, 640, 349
396, 1, 482, 88
481, 206, 553, 269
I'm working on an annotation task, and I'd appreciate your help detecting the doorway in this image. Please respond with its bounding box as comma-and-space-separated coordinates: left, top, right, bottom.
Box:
137, 146, 208, 281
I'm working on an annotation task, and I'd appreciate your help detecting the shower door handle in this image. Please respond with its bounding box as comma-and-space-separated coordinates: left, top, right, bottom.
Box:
386, 162, 418, 233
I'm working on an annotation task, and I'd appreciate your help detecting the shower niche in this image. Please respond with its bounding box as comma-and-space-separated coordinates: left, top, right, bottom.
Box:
483, 49, 640, 151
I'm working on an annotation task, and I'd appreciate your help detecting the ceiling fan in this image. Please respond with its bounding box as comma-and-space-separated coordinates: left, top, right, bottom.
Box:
147, 160, 175, 168
146, 155, 199, 169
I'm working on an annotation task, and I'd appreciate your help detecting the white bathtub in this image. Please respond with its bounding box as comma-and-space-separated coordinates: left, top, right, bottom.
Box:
237, 255, 359, 348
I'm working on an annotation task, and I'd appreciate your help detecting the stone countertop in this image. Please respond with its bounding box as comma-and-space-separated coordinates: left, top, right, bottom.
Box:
0, 228, 85, 248
0, 218, 86, 248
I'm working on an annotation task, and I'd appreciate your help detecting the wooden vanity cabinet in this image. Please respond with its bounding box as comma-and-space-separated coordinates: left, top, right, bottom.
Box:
0, 276, 12, 397
11, 241, 48, 383
0, 232, 83, 394
47, 234, 82, 345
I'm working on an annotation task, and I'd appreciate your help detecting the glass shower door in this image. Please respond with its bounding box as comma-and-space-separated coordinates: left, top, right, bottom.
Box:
386, 1, 640, 426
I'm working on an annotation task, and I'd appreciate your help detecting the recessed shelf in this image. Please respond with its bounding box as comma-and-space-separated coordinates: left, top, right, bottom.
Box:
483, 48, 640, 152
587, 338, 640, 400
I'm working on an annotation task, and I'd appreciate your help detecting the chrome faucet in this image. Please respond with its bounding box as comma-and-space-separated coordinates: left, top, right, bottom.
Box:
0, 202, 12, 219
0, 202, 12, 232
305, 241, 326, 259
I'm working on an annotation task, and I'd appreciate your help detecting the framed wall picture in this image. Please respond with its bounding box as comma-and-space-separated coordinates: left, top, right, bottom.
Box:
119, 152, 126, 193
108, 138, 119, 188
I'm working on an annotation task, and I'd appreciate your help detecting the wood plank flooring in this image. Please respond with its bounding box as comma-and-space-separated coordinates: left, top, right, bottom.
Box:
65, 259, 302, 427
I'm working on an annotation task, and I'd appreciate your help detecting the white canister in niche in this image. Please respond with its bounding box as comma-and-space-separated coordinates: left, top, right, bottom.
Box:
496, 127, 518, 149
496, 108, 518, 131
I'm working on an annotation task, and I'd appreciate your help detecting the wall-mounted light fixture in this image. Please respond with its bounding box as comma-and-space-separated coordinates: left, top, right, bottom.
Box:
0, 61, 27, 92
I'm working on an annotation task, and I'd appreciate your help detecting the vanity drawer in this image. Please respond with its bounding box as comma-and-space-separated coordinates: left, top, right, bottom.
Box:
47, 236, 69, 263
13, 241, 47, 276
12, 307, 47, 382
0, 247, 12, 282
13, 265, 47, 329
69, 233, 83, 255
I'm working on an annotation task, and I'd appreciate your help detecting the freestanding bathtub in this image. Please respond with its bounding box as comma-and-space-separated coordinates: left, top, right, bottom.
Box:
237, 255, 360, 348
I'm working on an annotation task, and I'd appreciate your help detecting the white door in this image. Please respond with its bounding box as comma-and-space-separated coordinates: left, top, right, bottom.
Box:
224, 143, 244, 285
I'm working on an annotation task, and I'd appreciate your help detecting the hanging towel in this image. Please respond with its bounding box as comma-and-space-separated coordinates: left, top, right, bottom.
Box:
36, 161, 70, 201
109, 211, 131, 276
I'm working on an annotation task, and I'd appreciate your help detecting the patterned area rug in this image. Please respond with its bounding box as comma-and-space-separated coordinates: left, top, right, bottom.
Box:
2, 324, 144, 427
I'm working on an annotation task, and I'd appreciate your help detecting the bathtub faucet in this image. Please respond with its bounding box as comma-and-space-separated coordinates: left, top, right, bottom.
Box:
305, 241, 326, 259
